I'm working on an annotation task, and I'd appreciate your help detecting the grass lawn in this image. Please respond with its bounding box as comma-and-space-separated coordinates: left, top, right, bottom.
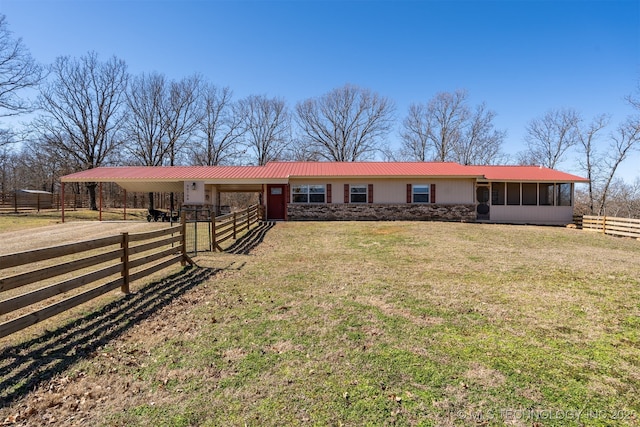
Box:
1, 221, 639, 426
0, 209, 149, 233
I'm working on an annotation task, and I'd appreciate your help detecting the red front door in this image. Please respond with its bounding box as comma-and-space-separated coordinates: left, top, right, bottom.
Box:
267, 185, 286, 220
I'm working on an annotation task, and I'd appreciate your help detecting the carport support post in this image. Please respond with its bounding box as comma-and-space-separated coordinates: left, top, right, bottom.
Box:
99, 182, 103, 221
61, 182, 65, 223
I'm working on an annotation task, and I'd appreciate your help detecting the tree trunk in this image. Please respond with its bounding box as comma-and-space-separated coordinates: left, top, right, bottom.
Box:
87, 182, 98, 210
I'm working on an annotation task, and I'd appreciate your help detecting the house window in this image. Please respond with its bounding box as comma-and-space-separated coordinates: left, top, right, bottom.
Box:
539, 183, 554, 206
292, 184, 325, 203
522, 183, 537, 206
350, 185, 367, 203
412, 184, 430, 203
507, 183, 520, 205
491, 182, 505, 205
556, 183, 572, 206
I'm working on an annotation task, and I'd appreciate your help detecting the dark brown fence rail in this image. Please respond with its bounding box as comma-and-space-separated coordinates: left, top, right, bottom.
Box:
0, 223, 192, 339
211, 204, 261, 252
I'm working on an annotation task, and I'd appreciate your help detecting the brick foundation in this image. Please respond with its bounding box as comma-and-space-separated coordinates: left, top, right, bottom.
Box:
287, 203, 476, 221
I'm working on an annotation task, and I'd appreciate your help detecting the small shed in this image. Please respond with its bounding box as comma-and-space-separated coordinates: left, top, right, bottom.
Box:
15, 190, 54, 211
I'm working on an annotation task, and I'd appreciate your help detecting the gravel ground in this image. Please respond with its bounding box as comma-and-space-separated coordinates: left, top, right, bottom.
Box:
0, 221, 170, 255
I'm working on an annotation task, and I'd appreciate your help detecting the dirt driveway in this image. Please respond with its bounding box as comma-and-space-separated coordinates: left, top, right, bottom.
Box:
0, 221, 170, 255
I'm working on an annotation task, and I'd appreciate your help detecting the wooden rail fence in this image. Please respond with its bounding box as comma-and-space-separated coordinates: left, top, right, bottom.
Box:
211, 204, 261, 252
0, 221, 193, 339
580, 215, 640, 239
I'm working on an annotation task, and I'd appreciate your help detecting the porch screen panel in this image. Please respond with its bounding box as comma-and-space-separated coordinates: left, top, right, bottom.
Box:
507, 183, 520, 205
539, 183, 554, 206
556, 183, 572, 206
522, 183, 537, 205
492, 182, 505, 205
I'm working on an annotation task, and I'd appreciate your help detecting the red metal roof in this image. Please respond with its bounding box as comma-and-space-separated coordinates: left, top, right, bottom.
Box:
468, 165, 589, 182
61, 162, 588, 183
263, 161, 481, 178
61, 165, 276, 181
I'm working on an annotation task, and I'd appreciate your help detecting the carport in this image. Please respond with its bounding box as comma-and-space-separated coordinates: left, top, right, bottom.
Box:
59, 165, 285, 222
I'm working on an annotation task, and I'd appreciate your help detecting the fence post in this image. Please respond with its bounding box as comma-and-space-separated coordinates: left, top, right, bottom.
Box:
247, 206, 251, 230
121, 232, 130, 294
181, 210, 187, 265
211, 210, 218, 252
13, 191, 17, 213
602, 216, 607, 235
233, 211, 237, 240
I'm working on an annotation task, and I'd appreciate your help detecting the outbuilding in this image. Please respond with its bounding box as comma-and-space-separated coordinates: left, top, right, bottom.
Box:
60, 161, 588, 225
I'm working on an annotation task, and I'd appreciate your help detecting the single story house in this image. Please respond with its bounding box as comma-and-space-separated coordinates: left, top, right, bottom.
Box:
60, 161, 588, 225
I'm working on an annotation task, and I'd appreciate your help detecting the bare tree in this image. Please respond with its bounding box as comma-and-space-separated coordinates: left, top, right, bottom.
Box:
575, 114, 610, 214
13, 136, 69, 193
163, 74, 203, 210
34, 52, 128, 210
400, 90, 505, 164
240, 95, 290, 166
295, 84, 395, 161
0, 144, 11, 192
0, 14, 44, 147
0, 128, 13, 149
165, 74, 203, 167
192, 84, 245, 166
425, 90, 468, 162
125, 72, 170, 168
124, 72, 173, 211
596, 116, 640, 215
454, 102, 507, 165
400, 103, 431, 161
524, 108, 581, 169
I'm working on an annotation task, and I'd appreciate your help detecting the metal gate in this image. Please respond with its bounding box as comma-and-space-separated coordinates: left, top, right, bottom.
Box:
181, 206, 213, 256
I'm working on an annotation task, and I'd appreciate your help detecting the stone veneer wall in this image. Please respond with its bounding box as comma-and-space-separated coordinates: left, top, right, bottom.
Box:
287, 203, 476, 222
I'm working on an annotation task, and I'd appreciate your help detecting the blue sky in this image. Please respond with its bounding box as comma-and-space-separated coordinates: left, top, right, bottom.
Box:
1, 0, 639, 180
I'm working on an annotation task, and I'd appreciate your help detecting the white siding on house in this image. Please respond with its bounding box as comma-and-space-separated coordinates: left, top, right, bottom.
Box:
489, 205, 574, 224
289, 178, 476, 204
432, 179, 475, 204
